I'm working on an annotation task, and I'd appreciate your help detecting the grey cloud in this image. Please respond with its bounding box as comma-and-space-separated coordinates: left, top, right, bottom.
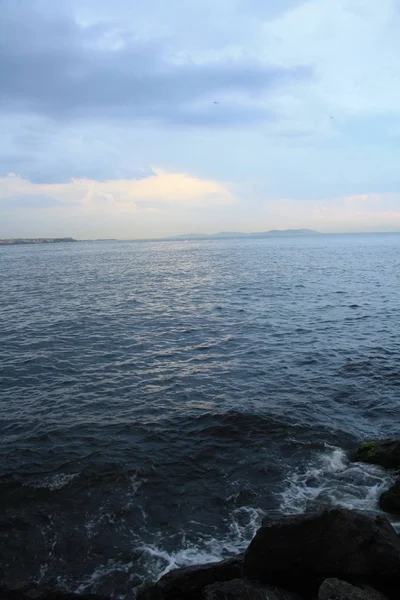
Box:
0, 1, 312, 126
0, 114, 156, 182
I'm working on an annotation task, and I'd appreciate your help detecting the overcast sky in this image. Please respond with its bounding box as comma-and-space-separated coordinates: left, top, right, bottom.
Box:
1, 0, 400, 238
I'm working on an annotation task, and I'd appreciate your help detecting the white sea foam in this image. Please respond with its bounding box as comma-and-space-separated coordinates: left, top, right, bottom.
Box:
137, 447, 398, 586
139, 505, 264, 581
26, 472, 79, 490
279, 446, 395, 516
129, 472, 145, 496
53, 513, 262, 600
73, 559, 135, 595
43, 448, 398, 597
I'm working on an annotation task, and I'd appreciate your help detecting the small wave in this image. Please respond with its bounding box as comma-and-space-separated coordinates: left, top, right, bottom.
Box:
55, 558, 143, 600
139, 506, 263, 581
129, 472, 145, 496
25, 472, 79, 491
184, 401, 217, 410
279, 446, 394, 516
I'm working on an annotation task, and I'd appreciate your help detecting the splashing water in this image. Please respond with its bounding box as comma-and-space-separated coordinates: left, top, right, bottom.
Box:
280, 446, 395, 516
139, 505, 264, 580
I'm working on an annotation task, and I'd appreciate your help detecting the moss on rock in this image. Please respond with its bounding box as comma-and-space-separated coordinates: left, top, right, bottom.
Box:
352, 439, 400, 470
362, 441, 377, 459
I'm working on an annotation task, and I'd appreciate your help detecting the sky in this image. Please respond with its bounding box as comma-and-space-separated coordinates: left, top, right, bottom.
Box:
1, 0, 400, 238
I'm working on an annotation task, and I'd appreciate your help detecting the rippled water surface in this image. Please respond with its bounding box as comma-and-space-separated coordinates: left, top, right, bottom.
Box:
1, 234, 400, 596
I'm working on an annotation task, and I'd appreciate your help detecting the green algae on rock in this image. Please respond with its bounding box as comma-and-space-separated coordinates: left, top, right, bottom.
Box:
352, 440, 400, 469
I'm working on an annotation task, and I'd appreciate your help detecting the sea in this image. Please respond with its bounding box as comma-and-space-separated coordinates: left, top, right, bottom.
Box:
1, 233, 400, 598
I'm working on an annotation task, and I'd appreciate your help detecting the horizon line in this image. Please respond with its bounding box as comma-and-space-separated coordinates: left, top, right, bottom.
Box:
2, 229, 400, 244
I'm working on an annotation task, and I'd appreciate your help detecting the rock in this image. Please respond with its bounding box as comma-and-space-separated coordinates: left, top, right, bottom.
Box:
243, 508, 400, 596
379, 481, 400, 515
358, 586, 390, 600
136, 557, 243, 600
202, 579, 302, 600
0, 589, 107, 600
352, 440, 400, 469
318, 578, 388, 600
135, 583, 164, 600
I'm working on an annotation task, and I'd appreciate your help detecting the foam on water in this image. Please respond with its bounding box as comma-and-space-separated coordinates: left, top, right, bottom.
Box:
280, 446, 395, 515
26, 473, 80, 491
138, 448, 396, 586
72, 560, 136, 595
139, 506, 264, 580
34, 447, 398, 598
129, 472, 144, 496
48, 506, 263, 597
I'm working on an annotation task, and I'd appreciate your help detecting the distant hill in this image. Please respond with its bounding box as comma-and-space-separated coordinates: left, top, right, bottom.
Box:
170, 229, 319, 240
262, 229, 318, 236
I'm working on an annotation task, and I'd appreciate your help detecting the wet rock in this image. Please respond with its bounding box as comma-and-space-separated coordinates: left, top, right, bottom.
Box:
202, 578, 302, 600
136, 557, 243, 600
135, 583, 164, 600
352, 440, 400, 469
243, 508, 400, 596
318, 578, 388, 600
379, 480, 400, 515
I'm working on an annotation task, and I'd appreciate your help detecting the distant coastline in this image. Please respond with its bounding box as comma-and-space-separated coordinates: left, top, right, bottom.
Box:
0, 237, 78, 246
3, 230, 400, 245
0, 230, 318, 246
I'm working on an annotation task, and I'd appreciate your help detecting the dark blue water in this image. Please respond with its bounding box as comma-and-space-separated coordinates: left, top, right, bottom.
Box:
1, 234, 400, 597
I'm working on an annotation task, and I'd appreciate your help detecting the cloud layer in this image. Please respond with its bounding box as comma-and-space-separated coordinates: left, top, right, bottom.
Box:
0, 0, 309, 125
1, 0, 400, 236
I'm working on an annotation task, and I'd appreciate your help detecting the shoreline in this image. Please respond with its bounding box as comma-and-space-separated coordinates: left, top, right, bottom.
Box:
2, 440, 400, 600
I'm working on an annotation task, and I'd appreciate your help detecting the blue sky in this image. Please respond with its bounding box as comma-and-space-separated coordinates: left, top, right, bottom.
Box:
1, 0, 400, 238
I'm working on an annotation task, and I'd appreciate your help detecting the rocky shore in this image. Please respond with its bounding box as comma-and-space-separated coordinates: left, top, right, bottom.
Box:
352, 440, 400, 516
3, 440, 400, 600
135, 507, 400, 600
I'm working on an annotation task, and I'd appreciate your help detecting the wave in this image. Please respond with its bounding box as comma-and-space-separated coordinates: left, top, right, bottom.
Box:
279, 446, 395, 516
65, 446, 398, 596
138, 505, 263, 581
24, 472, 80, 491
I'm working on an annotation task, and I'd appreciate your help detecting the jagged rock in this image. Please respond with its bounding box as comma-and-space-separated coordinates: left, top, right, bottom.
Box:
379, 480, 400, 515
243, 508, 400, 596
352, 440, 400, 469
202, 579, 302, 600
318, 578, 388, 600
136, 557, 243, 600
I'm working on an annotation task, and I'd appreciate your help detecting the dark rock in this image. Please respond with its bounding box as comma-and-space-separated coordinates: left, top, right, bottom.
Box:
352, 440, 400, 469
379, 481, 400, 515
136, 557, 243, 600
318, 578, 388, 600
202, 578, 302, 600
358, 586, 390, 600
0, 589, 107, 600
243, 508, 400, 596
135, 583, 164, 600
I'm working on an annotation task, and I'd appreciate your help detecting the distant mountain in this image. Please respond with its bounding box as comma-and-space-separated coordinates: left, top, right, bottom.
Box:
263, 229, 318, 236
170, 229, 319, 240
171, 233, 210, 239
